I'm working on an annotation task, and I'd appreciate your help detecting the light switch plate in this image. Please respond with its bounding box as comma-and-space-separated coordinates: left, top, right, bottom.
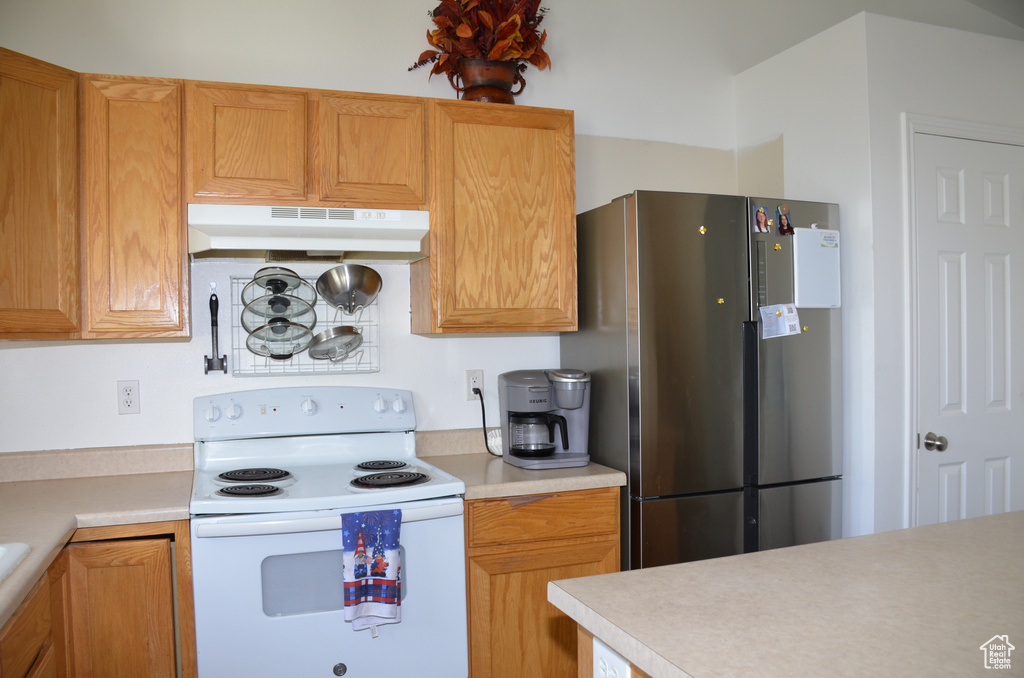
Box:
594, 637, 630, 678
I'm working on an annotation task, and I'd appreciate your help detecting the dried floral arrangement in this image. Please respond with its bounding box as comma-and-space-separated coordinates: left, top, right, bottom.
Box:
409, 0, 551, 92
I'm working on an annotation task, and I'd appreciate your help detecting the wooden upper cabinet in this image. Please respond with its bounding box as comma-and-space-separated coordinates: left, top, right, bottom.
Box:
0, 47, 79, 339
186, 82, 307, 201
81, 75, 189, 337
314, 92, 427, 206
412, 100, 577, 333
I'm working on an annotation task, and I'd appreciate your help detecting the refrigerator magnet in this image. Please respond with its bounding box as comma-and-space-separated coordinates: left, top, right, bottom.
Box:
776, 205, 795, 236
752, 206, 772, 233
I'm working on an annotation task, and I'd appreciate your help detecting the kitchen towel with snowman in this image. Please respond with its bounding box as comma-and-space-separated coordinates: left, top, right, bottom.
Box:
342, 509, 402, 635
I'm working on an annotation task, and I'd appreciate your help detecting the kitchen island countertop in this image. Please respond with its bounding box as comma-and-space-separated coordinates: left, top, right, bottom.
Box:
548, 509, 1024, 677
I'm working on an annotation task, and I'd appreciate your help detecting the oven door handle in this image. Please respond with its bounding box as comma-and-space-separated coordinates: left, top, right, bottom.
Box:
194, 501, 464, 538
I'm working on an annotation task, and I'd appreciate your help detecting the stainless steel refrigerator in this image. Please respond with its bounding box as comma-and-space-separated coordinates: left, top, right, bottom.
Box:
561, 191, 842, 570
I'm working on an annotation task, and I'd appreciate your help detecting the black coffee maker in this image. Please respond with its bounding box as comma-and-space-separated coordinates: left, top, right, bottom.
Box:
497, 369, 591, 469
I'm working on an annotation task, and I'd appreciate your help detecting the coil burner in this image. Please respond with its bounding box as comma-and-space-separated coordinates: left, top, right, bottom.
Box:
350, 472, 428, 489
218, 468, 290, 483
355, 460, 409, 471
217, 484, 283, 497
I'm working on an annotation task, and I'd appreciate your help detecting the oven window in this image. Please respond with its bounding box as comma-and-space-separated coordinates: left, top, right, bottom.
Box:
262, 550, 345, 617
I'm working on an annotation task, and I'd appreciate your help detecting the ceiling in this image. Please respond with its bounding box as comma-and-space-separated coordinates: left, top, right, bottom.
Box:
710, 0, 1024, 74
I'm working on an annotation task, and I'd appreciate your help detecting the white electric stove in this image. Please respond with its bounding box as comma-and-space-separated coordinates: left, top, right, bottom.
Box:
189, 386, 468, 678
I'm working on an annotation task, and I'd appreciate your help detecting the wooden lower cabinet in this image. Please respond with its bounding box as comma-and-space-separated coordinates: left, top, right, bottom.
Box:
465, 488, 620, 678
0, 572, 55, 678
62, 520, 196, 678
66, 539, 175, 677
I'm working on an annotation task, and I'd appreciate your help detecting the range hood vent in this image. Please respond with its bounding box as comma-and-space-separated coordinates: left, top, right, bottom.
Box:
187, 204, 429, 259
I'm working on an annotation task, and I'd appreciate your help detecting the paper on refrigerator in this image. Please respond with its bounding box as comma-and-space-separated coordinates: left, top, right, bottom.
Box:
759, 303, 801, 339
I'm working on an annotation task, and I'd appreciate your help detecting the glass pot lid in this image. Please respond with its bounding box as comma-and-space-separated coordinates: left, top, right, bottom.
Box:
242, 277, 317, 307
245, 320, 313, 360
241, 295, 317, 333
253, 266, 302, 294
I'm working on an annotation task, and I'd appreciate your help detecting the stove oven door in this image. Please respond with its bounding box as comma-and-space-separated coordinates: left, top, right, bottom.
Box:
190, 496, 467, 678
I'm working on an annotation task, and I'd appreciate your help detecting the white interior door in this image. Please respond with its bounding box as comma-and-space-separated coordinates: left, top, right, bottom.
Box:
914, 131, 1024, 526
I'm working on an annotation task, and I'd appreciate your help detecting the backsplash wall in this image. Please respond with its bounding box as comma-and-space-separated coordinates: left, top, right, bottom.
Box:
0, 260, 560, 454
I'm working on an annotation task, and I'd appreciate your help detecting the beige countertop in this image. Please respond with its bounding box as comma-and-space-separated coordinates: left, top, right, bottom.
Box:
428, 452, 626, 500
549, 510, 1024, 677
0, 437, 625, 628
0, 471, 193, 626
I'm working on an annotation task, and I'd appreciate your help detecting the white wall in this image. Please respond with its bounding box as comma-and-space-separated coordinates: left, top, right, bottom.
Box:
735, 16, 874, 538
0, 0, 739, 150
737, 13, 1024, 535
861, 14, 1024, 532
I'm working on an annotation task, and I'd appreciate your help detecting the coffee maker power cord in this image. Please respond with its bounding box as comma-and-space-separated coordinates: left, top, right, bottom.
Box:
473, 387, 501, 457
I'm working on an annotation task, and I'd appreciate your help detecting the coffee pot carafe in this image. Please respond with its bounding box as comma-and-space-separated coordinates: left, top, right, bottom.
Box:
508, 412, 569, 457
498, 369, 591, 469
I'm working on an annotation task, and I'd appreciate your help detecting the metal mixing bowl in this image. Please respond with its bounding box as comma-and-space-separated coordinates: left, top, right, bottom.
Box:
316, 265, 382, 314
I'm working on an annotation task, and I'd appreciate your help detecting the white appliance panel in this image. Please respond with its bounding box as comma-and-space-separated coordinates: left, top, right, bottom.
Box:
191, 497, 468, 677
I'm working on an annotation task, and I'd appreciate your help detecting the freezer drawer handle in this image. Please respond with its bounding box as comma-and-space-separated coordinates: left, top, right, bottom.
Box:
194, 501, 464, 538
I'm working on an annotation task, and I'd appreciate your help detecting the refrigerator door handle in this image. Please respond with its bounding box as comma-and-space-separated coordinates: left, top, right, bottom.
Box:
742, 321, 760, 486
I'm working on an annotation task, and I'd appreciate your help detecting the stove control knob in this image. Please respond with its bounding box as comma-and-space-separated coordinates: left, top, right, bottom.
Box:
391, 396, 407, 413
225, 403, 243, 420
373, 396, 389, 413
203, 405, 221, 422
301, 397, 318, 415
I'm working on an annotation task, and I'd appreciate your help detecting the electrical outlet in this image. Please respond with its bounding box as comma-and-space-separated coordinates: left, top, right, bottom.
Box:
465, 369, 484, 400
594, 637, 630, 678
117, 380, 140, 415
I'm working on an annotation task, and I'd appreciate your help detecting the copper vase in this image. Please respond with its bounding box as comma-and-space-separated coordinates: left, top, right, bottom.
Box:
457, 59, 523, 104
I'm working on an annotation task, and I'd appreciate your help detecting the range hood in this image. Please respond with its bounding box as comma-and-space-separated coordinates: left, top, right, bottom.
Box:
187, 204, 429, 260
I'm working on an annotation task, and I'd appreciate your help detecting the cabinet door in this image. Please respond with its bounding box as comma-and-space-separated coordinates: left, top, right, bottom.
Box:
413, 101, 577, 333
465, 489, 620, 678
0, 573, 52, 678
314, 93, 426, 205
66, 538, 176, 678
186, 82, 307, 200
81, 75, 188, 337
467, 538, 618, 678
0, 47, 79, 338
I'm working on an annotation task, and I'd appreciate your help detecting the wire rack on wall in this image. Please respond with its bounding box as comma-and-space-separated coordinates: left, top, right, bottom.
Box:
229, 276, 380, 376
